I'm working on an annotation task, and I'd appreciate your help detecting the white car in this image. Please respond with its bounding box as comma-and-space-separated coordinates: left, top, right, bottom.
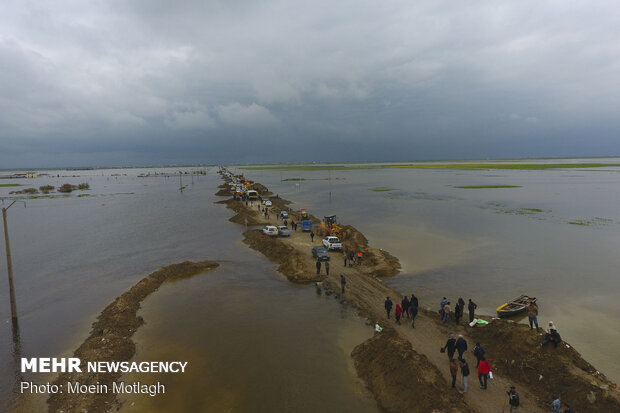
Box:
262, 225, 279, 236
322, 236, 342, 251
263, 200, 273, 207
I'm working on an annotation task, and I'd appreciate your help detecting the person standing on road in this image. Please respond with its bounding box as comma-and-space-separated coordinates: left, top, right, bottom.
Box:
477, 357, 491, 389
468, 299, 477, 323
507, 385, 520, 412
343, 251, 347, 267
315, 260, 321, 275
402, 296, 410, 319
455, 335, 468, 361
357, 251, 363, 265
340, 275, 346, 294
440, 297, 448, 320
443, 302, 451, 323
443, 334, 457, 360
459, 358, 470, 393
384, 297, 393, 319
410, 301, 418, 328
449, 358, 458, 388
325, 261, 330, 276
527, 301, 540, 331
551, 395, 561, 413
473, 342, 485, 367
310, 231, 315, 242
395, 303, 403, 324
455, 298, 464, 325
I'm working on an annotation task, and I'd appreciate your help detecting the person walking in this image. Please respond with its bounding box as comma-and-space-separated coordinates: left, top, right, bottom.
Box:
343, 252, 347, 267
410, 293, 418, 309
443, 334, 457, 360
468, 299, 477, 323
527, 301, 540, 331
310, 231, 315, 242
455, 335, 468, 361
410, 301, 418, 328
340, 275, 346, 294
473, 342, 485, 367
455, 298, 464, 325
348, 257, 353, 268
325, 261, 330, 276
395, 303, 403, 325
507, 385, 520, 412
401, 296, 410, 319
459, 358, 470, 393
384, 297, 393, 319
315, 260, 321, 275
357, 251, 363, 265
449, 358, 458, 388
551, 395, 561, 413
477, 357, 491, 389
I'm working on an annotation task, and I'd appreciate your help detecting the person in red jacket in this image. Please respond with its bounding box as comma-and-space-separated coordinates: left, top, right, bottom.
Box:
395, 303, 403, 325
477, 357, 491, 389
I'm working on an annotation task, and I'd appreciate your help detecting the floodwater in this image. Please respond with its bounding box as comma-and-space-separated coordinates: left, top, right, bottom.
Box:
244, 159, 620, 383
0, 170, 375, 413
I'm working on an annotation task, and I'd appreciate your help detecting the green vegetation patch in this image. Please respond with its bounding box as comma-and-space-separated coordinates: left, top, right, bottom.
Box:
0, 183, 22, 187
455, 185, 521, 189
391, 163, 620, 170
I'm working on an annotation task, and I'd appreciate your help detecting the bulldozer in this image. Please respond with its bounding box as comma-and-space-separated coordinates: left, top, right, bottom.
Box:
317, 215, 347, 238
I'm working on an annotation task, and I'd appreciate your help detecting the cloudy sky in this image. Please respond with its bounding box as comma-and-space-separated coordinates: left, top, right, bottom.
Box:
1, 1, 619, 167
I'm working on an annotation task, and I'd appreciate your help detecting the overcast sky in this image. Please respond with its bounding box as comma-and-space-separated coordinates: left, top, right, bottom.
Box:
1, 1, 619, 167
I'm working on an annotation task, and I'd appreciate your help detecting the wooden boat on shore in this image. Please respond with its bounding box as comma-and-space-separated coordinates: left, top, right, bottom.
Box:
496, 295, 536, 317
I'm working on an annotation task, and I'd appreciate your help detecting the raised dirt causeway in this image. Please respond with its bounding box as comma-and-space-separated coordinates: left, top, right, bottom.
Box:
47, 260, 219, 413
218, 175, 620, 413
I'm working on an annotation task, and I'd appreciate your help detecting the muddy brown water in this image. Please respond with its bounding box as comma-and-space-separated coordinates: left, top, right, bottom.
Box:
0, 169, 375, 412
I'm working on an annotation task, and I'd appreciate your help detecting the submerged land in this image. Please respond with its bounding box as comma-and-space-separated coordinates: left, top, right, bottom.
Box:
216, 172, 620, 413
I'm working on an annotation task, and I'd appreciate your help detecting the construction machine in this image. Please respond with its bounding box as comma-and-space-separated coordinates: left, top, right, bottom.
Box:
318, 215, 347, 238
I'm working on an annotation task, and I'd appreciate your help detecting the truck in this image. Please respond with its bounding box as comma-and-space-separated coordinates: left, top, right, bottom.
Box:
322, 236, 343, 251
301, 220, 313, 232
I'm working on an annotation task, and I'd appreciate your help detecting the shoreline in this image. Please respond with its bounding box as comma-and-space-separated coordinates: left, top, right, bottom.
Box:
218, 171, 620, 412
46, 260, 219, 413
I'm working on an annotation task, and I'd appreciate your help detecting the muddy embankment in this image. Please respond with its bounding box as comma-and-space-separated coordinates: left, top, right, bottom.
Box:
217, 172, 620, 413
47, 260, 219, 413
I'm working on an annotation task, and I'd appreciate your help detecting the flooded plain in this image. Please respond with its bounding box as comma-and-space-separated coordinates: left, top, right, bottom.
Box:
245, 160, 620, 383
2, 159, 620, 412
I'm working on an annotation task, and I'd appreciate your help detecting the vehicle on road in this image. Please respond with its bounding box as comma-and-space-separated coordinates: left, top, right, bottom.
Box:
263, 199, 273, 207
312, 246, 330, 261
262, 225, 279, 236
322, 236, 342, 251
247, 190, 258, 200
279, 211, 289, 219
301, 220, 313, 231
277, 226, 291, 237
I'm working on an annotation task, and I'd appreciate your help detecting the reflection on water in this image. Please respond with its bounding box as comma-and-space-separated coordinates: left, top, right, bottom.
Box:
248, 160, 620, 382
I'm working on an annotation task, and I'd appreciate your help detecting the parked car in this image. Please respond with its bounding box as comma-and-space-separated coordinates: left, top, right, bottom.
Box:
279, 211, 289, 219
322, 236, 342, 251
312, 246, 330, 261
277, 226, 291, 237
262, 225, 279, 236
263, 199, 273, 207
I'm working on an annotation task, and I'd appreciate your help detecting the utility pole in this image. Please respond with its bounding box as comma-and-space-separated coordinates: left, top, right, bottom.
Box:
2, 200, 21, 325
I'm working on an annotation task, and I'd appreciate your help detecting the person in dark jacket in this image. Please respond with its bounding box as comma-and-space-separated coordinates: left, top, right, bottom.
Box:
401, 296, 410, 319
325, 261, 330, 276
473, 342, 485, 367
468, 299, 477, 323
507, 385, 520, 412
315, 260, 321, 275
410, 302, 418, 328
455, 335, 468, 360
340, 275, 346, 294
443, 334, 457, 360
459, 358, 470, 392
455, 297, 465, 325
384, 297, 393, 319
310, 231, 315, 242
410, 294, 418, 308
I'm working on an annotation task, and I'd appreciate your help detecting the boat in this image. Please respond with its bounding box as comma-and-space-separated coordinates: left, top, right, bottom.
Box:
496, 295, 536, 318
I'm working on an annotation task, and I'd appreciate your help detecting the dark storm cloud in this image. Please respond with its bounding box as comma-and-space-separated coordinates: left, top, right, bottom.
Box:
1, 1, 619, 167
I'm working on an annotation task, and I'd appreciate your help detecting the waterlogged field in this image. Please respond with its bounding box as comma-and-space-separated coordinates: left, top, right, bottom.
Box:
240, 158, 620, 383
